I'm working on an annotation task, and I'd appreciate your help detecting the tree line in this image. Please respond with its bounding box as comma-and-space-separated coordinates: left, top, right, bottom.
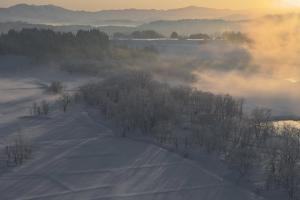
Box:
112, 30, 251, 43
113, 30, 164, 39
78, 70, 300, 199
0, 28, 110, 59
0, 28, 252, 62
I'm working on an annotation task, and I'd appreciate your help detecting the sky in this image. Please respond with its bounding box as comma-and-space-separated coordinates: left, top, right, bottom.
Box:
0, 0, 296, 11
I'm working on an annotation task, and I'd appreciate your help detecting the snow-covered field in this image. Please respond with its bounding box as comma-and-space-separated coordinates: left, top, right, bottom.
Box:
0, 59, 265, 200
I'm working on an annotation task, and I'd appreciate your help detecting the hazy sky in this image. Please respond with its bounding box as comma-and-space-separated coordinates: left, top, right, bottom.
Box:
0, 0, 294, 10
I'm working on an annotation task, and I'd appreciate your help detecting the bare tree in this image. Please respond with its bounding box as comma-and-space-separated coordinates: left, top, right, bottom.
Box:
250, 108, 272, 145
60, 93, 71, 112
30, 101, 50, 116
278, 126, 300, 199
226, 122, 257, 178
41, 100, 49, 115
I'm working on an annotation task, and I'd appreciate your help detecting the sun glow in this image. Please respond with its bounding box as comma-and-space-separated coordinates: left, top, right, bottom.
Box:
280, 0, 300, 7
286, 78, 299, 83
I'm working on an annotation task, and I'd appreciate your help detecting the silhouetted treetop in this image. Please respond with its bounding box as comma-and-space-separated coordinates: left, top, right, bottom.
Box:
170, 32, 179, 39
0, 28, 110, 59
221, 31, 253, 44
189, 33, 210, 40
131, 30, 164, 39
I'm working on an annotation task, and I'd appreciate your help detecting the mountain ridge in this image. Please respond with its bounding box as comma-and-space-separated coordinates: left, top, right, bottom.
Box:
0, 4, 250, 26
6, 4, 234, 13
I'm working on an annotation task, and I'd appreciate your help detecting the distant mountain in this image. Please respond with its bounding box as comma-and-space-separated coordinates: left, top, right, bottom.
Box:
0, 4, 250, 26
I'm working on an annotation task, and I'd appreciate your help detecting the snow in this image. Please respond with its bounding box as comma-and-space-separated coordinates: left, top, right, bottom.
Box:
0, 59, 264, 199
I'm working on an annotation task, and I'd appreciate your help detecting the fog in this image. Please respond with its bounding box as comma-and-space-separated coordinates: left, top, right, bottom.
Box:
119, 15, 300, 116
192, 26, 300, 115
1, 15, 300, 116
